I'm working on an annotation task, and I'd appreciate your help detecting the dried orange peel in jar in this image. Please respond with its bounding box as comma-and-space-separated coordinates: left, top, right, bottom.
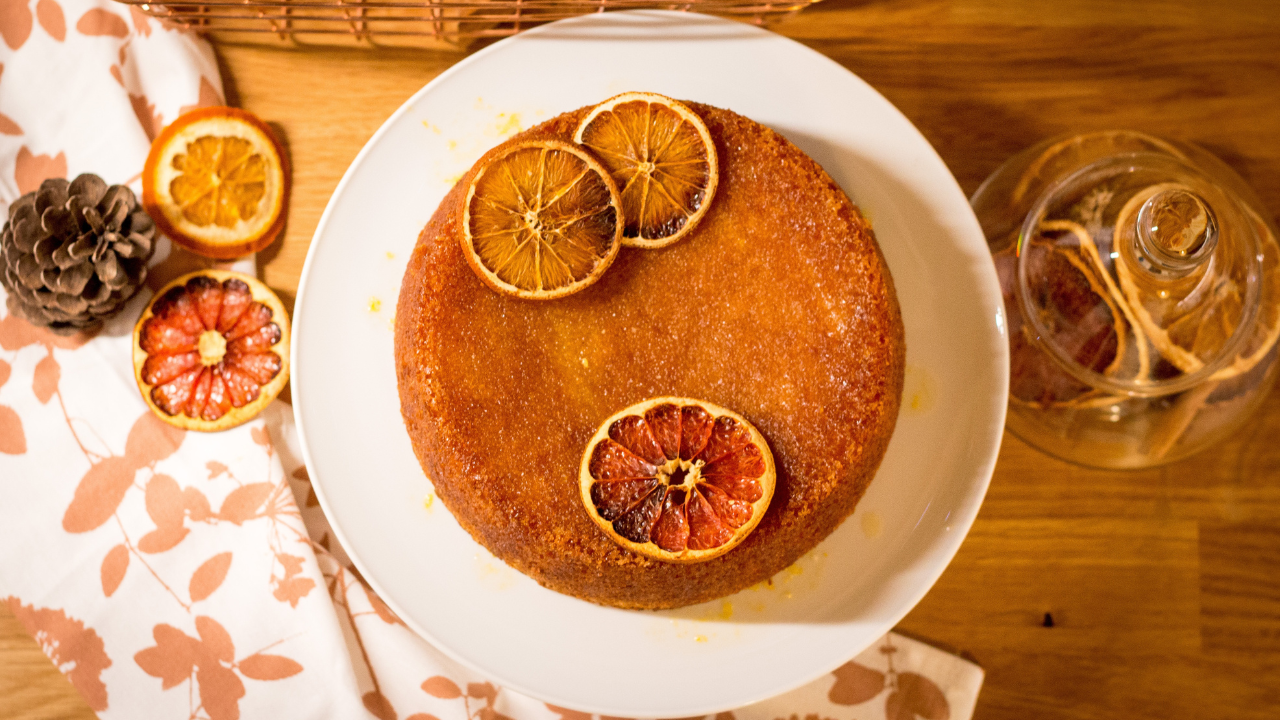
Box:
574, 92, 719, 249
580, 398, 775, 563
143, 107, 289, 260
133, 269, 290, 431
461, 140, 623, 300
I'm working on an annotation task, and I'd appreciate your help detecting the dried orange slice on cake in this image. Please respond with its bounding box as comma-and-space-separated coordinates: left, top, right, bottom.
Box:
143, 107, 289, 260
580, 398, 775, 563
574, 92, 719, 249
133, 269, 290, 431
461, 139, 623, 299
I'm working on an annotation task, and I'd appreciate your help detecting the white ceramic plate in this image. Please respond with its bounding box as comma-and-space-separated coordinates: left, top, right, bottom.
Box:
293, 11, 1007, 716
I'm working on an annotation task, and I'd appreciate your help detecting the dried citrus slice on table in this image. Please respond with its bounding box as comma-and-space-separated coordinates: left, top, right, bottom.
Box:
142, 107, 289, 260
574, 92, 719, 249
462, 140, 622, 299
580, 398, 775, 563
133, 269, 289, 431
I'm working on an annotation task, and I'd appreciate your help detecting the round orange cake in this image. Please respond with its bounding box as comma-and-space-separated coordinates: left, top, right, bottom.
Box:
395, 101, 905, 609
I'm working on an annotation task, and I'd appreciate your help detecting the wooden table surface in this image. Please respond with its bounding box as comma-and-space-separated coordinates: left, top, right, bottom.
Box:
5, 1, 1280, 718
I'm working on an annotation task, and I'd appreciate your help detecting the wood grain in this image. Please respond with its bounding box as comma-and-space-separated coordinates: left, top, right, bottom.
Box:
5, 1, 1280, 718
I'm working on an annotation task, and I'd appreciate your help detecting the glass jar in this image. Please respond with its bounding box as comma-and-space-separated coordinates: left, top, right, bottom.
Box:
972, 131, 1280, 468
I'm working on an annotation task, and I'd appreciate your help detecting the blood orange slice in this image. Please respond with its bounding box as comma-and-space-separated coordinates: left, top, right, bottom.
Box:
579, 397, 776, 563
573, 92, 719, 249
133, 269, 289, 431
142, 107, 289, 260
462, 139, 623, 300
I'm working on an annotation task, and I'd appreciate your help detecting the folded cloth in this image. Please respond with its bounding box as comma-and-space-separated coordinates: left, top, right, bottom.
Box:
0, 3, 985, 718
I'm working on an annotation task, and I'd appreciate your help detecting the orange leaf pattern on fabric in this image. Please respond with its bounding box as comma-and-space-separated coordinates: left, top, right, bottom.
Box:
34, 0, 62, 40
135, 624, 199, 689
14, 146, 66, 194
406, 715, 443, 720
100, 544, 129, 597
207, 460, 229, 478
195, 615, 234, 662
545, 705, 591, 720
127, 3, 148, 35
0, 111, 20, 135
271, 574, 315, 608
367, 584, 401, 625
886, 672, 950, 720
128, 93, 162, 141
178, 76, 223, 117
189, 552, 232, 602
137, 523, 188, 553
422, 676, 462, 699
0, 312, 94, 350
125, 410, 186, 467
74, 7, 126, 36
828, 660, 886, 705
7, 598, 112, 711
250, 425, 271, 448
144, 473, 185, 528
0, 405, 24, 454
0, 0, 32, 50
198, 663, 245, 720
62, 456, 137, 532
363, 690, 397, 720
31, 351, 59, 403
183, 485, 212, 521
0, 358, 10, 386
219, 482, 274, 524
237, 653, 302, 681
467, 682, 497, 702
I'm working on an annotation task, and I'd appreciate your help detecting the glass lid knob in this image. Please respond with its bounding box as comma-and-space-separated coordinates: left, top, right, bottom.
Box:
1134, 188, 1218, 275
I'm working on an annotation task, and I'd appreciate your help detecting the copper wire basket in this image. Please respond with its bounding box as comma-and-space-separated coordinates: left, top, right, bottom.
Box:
115, 0, 819, 49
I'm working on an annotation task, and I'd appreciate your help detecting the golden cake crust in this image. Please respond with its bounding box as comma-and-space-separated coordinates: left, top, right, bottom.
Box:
395, 102, 905, 609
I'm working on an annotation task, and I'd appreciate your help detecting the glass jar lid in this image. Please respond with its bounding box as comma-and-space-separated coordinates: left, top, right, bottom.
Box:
1015, 151, 1266, 396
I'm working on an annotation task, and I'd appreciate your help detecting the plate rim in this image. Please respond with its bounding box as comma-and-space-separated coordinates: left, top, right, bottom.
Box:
291, 10, 1008, 714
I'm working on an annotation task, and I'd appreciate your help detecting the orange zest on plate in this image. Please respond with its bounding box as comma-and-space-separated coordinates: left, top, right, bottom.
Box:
142, 107, 290, 260
573, 92, 719, 249
461, 139, 623, 299
133, 269, 290, 431
579, 397, 775, 563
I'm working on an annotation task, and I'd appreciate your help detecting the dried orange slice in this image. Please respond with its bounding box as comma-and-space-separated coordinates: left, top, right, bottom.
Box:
142, 107, 289, 260
579, 397, 775, 563
573, 92, 719, 249
133, 269, 290, 431
461, 140, 622, 299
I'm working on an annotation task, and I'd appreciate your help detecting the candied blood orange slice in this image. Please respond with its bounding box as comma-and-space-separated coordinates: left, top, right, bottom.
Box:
573, 92, 719, 249
579, 397, 776, 563
133, 269, 290, 431
461, 139, 623, 300
142, 107, 289, 260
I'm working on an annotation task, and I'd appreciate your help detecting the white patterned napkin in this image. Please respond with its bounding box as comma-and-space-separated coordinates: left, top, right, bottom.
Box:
0, 3, 984, 718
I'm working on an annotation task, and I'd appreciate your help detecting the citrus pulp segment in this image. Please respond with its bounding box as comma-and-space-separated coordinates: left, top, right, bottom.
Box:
133, 269, 290, 431
461, 140, 622, 299
142, 107, 289, 260
573, 92, 719, 249
579, 397, 776, 563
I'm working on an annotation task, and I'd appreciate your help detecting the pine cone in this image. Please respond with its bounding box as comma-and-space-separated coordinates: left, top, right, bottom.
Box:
1, 174, 156, 335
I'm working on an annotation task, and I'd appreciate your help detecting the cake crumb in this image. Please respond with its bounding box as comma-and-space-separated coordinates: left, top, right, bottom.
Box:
368, 297, 382, 313
694, 635, 708, 643
423, 493, 434, 511
385, 251, 395, 260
